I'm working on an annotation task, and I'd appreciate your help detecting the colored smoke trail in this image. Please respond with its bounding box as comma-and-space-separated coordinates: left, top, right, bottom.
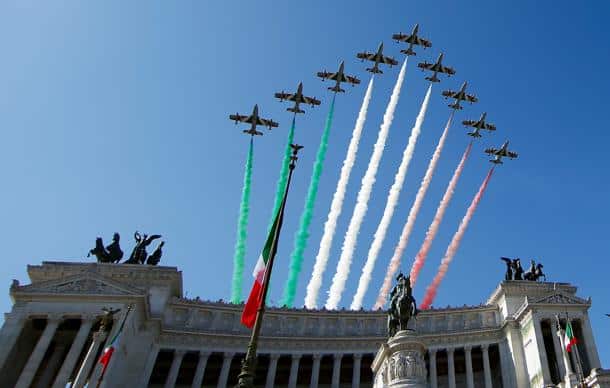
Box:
268, 117, 296, 231
373, 112, 456, 309
326, 58, 408, 310
231, 138, 254, 303
420, 167, 495, 309
305, 77, 374, 309
350, 84, 432, 310
282, 95, 336, 307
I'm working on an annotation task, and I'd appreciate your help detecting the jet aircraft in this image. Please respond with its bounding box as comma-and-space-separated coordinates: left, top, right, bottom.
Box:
290, 143, 304, 162
275, 82, 321, 114
462, 112, 496, 138
485, 141, 518, 164
317, 61, 361, 93
417, 53, 456, 82
442, 82, 478, 110
392, 24, 432, 56
229, 104, 278, 136
356, 42, 399, 74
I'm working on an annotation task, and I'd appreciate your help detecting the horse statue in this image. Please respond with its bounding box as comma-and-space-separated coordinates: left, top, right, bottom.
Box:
388, 272, 418, 338
125, 231, 162, 264
88, 233, 123, 263
524, 260, 546, 281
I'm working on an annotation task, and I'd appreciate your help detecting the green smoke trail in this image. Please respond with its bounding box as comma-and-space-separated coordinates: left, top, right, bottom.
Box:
268, 117, 296, 231
231, 138, 254, 304
281, 95, 336, 307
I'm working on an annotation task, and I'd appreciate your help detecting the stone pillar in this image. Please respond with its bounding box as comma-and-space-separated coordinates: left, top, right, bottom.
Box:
550, 324, 567, 379
217, 352, 234, 388
352, 354, 362, 388
73, 331, 108, 388
429, 350, 438, 388
533, 317, 553, 385
506, 321, 529, 388
288, 354, 301, 388
36, 342, 67, 388
310, 354, 322, 388
15, 316, 61, 388
52, 317, 94, 388
0, 313, 25, 372
165, 349, 186, 388
464, 346, 474, 388
580, 315, 602, 370
481, 345, 492, 388
447, 348, 456, 388
332, 353, 342, 388
265, 354, 279, 388
498, 340, 514, 388
138, 343, 160, 387
191, 351, 210, 388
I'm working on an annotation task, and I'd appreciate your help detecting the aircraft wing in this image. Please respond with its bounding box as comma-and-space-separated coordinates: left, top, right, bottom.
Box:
357, 52, 375, 61
466, 95, 478, 103
442, 90, 458, 98
417, 62, 434, 71
462, 120, 477, 127
229, 114, 250, 123
439, 65, 456, 75
302, 96, 321, 106
507, 151, 518, 158
380, 55, 398, 66
485, 123, 496, 131
417, 37, 432, 48
484, 147, 499, 155
346, 75, 361, 85
274, 92, 296, 102
257, 117, 279, 128
317, 71, 339, 81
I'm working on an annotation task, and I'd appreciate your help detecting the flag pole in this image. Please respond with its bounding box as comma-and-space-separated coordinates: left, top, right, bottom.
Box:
95, 304, 133, 388
236, 144, 302, 388
565, 313, 586, 387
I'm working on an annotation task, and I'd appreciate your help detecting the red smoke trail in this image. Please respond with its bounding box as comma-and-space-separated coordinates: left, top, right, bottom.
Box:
407, 142, 473, 291
420, 167, 495, 309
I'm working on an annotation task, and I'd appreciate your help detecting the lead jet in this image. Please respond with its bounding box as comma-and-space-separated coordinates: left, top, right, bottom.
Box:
463, 112, 496, 138
356, 42, 399, 74
485, 141, 518, 164
442, 82, 478, 110
392, 24, 432, 56
275, 82, 321, 114
417, 53, 456, 82
317, 61, 361, 93
229, 104, 278, 136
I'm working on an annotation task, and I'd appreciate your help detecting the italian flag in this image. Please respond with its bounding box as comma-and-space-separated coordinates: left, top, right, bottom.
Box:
98, 312, 129, 375
241, 207, 282, 328
564, 321, 577, 352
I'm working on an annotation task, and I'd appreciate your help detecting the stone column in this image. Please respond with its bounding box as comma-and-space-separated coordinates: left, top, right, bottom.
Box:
447, 348, 456, 388
332, 353, 342, 388
165, 349, 186, 388
15, 316, 61, 388
36, 342, 67, 388
0, 313, 25, 372
52, 317, 94, 388
429, 350, 438, 388
481, 345, 492, 388
498, 340, 514, 388
533, 317, 553, 385
550, 324, 566, 379
310, 354, 322, 388
73, 331, 108, 388
580, 315, 602, 370
191, 351, 210, 388
352, 354, 362, 388
464, 346, 474, 388
138, 343, 160, 387
217, 352, 234, 388
265, 354, 280, 388
288, 354, 301, 388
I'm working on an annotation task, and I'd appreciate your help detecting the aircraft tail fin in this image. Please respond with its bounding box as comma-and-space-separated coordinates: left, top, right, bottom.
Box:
287, 107, 305, 114
329, 85, 345, 93
490, 158, 503, 164
425, 75, 440, 82
467, 131, 481, 138
448, 102, 463, 110
401, 48, 416, 56
366, 67, 383, 74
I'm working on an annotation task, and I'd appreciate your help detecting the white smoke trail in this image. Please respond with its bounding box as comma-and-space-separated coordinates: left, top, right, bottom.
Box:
304, 77, 375, 309
350, 84, 433, 310
373, 111, 455, 309
325, 58, 408, 310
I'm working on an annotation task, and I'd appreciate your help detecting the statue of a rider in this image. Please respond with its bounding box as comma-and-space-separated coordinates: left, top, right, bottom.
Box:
388, 272, 418, 338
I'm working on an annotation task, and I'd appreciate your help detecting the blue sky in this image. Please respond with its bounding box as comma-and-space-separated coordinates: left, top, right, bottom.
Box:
1, 1, 608, 365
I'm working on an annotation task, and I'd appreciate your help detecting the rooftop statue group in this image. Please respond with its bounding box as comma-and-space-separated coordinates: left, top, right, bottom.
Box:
500, 257, 546, 282
88, 232, 165, 266
387, 272, 418, 338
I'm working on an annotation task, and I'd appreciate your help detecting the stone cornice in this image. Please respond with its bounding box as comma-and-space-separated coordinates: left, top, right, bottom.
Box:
487, 280, 577, 305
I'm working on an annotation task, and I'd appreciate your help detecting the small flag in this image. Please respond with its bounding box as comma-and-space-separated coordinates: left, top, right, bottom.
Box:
98, 307, 131, 376
564, 321, 577, 352
241, 205, 283, 328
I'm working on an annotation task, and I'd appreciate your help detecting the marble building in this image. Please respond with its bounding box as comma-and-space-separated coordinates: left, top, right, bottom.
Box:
0, 261, 607, 387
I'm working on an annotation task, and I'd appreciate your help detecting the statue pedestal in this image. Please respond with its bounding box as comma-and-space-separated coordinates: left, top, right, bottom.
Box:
371, 330, 427, 388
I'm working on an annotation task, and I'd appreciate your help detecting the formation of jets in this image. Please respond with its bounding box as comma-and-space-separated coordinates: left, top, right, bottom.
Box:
392, 24, 432, 56
229, 23, 519, 164
230, 104, 278, 136
317, 61, 361, 93
485, 141, 518, 164
357, 42, 399, 74
275, 82, 321, 114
